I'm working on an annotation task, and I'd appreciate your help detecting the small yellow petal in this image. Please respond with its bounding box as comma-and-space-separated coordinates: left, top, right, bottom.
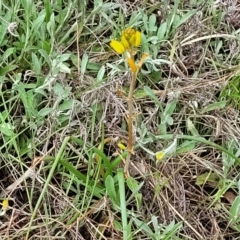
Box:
129, 34, 136, 47
110, 40, 125, 54
117, 142, 126, 150
2, 199, 8, 211
126, 58, 137, 73
121, 35, 129, 49
134, 31, 141, 47
156, 151, 165, 161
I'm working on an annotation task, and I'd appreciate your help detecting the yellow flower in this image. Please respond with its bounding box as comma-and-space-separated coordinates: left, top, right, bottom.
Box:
2, 199, 8, 211
122, 28, 135, 42
110, 27, 145, 73
110, 28, 141, 54
156, 151, 165, 162
155, 139, 177, 162
0, 199, 9, 216
110, 40, 125, 54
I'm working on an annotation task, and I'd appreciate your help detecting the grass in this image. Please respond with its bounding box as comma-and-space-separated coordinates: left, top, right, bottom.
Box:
0, 0, 240, 239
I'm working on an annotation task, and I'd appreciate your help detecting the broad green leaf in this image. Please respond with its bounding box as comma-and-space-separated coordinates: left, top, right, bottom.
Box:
143, 86, 163, 110
175, 10, 196, 29
0, 123, 15, 137
22, 0, 32, 19
201, 101, 227, 113
177, 140, 196, 154
87, 62, 101, 71
0, 65, 18, 76
31, 12, 46, 34
187, 118, 199, 136
2, 48, 16, 62
38, 108, 53, 117
164, 96, 178, 115
0, 23, 8, 47
81, 53, 88, 75
31, 52, 42, 74
196, 172, 218, 186
59, 54, 71, 62
126, 176, 139, 192
148, 14, 157, 32
58, 99, 79, 112
58, 62, 71, 74
167, 116, 173, 125
46, 13, 55, 36
70, 54, 79, 68
162, 221, 182, 238
53, 83, 70, 98
126, 177, 143, 210
96, 65, 105, 82
105, 175, 119, 205
44, 0, 52, 22
38, 49, 51, 66
113, 220, 122, 231
157, 22, 167, 41
42, 41, 51, 54
52, 83, 64, 96
229, 196, 240, 223
148, 36, 159, 45
141, 33, 149, 52
142, 14, 149, 33
133, 217, 154, 235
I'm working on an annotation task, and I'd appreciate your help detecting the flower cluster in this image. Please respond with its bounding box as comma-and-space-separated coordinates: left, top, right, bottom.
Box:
110, 28, 141, 54
110, 28, 148, 73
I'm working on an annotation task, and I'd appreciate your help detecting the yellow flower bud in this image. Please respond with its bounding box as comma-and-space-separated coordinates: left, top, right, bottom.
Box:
117, 142, 126, 150
121, 35, 130, 49
0, 199, 8, 216
110, 40, 125, 54
134, 31, 141, 47
2, 199, 8, 211
123, 28, 135, 42
156, 151, 165, 162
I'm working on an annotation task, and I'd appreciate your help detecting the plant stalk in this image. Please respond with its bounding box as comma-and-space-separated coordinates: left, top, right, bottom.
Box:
124, 71, 138, 175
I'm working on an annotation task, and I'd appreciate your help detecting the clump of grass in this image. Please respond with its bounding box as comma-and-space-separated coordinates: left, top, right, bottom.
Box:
220, 75, 240, 110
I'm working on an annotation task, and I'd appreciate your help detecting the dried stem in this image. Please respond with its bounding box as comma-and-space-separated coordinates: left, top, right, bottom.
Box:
124, 71, 137, 175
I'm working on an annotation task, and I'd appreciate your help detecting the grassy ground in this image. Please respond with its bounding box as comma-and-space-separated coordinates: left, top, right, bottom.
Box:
0, 0, 240, 239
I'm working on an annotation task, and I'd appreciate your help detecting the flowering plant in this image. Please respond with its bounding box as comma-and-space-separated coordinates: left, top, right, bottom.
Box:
110, 28, 149, 175
110, 28, 148, 73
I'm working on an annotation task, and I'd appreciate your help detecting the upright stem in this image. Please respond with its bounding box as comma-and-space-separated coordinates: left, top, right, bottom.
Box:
124, 71, 137, 175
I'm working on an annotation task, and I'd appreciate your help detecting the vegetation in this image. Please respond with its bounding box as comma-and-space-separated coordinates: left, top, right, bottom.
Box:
0, 0, 240, 239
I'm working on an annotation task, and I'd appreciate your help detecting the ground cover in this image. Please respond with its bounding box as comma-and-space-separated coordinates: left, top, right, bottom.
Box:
0, 0, 240, 239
